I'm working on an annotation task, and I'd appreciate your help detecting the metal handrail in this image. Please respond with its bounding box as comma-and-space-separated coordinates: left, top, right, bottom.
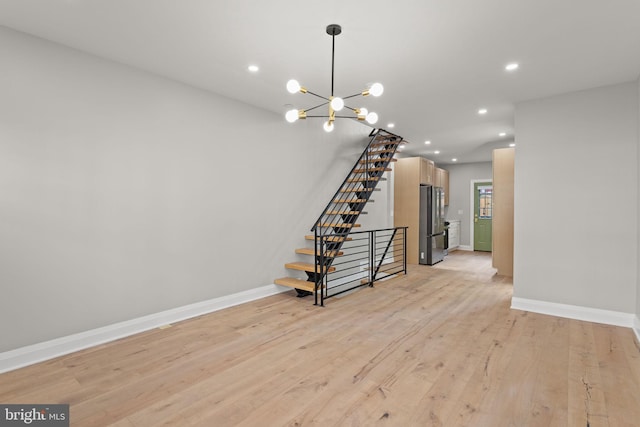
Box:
310, 128, 402, 233
372, 227, 399, 282
315, 226, 408, 306
309, 129, 403, 303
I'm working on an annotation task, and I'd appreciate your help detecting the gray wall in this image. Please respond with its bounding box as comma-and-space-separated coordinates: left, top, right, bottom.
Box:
638, 76, 640, 320
442, 162, 493, 248
514, 82, 638, 313
0, 27, 385, 351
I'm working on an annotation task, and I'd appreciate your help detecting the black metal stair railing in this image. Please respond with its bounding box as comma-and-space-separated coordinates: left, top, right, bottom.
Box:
307, 128, 403, 301
315, 227, 408, 306
311, 129, 401, 234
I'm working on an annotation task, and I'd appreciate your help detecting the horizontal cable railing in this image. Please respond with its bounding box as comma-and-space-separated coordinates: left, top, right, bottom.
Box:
314, 227, 407, 306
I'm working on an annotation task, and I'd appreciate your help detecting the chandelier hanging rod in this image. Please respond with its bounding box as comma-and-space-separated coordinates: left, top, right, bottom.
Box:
329, 23, 339, 97
285, 24, 384, 132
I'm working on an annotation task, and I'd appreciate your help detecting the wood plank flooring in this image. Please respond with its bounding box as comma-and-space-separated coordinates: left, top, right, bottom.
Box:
1, 251, 639, 426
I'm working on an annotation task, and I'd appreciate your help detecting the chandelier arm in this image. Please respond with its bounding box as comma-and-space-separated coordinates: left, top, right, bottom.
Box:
305, 101, 330, 113
307, 116, 358, 120
305, 90, 331, 102
303, 115, 360, 119
342, 92, 364, 100
342, 104, 359, 113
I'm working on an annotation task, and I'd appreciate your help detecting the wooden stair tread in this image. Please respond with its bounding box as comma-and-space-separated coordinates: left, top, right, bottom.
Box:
346, 177, 386, 183
353, 167, 392, 173
359, 158, 397, 164
295, 248, 344, 257
374, 134, 402, 141
285, 262, 336, 273
333, 198, 373, 203
305, 235, 352, 242
319, 223, 361, 228
367, 149, 396, 155
339, 188, 380, 193
370, 141, 402, 148
274, 277, 316, 292
326, 210, 361, 215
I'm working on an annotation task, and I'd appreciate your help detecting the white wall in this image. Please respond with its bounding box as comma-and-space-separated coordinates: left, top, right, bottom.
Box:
0, 26, 382, 352
443, 162, 492, 247
514, 82, 638, 313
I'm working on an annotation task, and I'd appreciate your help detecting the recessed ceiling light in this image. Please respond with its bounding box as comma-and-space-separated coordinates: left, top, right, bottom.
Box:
248, 65, 259, 72
424, 140, 431, 145
434, 150, 440, 154
398, 144, 406, 150
478, 108, 488, 115
509, 143, 516, 147
499, 132, 506, 137
505, 63, 519, 71
452, 158, 458, 162
388, 123, 395, 128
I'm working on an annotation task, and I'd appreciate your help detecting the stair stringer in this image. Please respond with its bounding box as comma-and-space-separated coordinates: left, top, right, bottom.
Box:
274, 128, 404, 300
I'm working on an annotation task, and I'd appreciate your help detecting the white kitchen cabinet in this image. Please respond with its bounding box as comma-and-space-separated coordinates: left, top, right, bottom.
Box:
447, 220, 460, 250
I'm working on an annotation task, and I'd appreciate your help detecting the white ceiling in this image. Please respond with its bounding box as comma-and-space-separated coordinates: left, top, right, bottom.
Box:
1, 0, 639, 164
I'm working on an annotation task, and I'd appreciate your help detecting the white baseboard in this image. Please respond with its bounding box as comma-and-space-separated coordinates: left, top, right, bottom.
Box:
0, 284, 290, 374
456, 245, 473, 251
511, 297, 635, 328
634, 316, 640, 344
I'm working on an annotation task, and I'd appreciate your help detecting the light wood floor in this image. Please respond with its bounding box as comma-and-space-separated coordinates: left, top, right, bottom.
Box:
1, 251, 639, 426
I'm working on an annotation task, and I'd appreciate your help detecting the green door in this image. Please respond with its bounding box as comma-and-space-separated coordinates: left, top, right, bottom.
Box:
474, 182, 492, 251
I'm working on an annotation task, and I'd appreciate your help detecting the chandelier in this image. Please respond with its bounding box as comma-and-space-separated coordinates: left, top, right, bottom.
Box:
285, 24, 384, 132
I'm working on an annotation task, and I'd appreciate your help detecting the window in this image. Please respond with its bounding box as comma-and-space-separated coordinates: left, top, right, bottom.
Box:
478, 186, 492, 219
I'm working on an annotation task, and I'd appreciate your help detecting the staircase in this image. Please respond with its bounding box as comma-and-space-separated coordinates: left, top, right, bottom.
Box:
275, 129, 403, 301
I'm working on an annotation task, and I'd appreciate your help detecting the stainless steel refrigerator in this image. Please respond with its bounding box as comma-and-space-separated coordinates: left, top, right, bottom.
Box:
419, 185, 445, 265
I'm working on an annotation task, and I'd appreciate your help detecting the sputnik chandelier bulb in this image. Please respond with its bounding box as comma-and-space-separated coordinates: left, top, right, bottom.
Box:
285, 24, 383, 132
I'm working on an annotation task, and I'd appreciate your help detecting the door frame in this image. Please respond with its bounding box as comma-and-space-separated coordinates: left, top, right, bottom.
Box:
469, 178, 492, 250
